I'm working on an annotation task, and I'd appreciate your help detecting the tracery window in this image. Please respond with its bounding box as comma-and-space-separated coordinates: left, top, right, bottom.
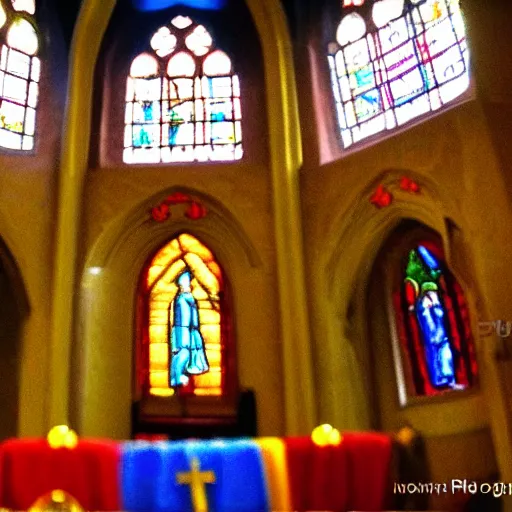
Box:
393, 240, 477, 400
124, 15, 242, 164
0, 0, 39, 151
328, 0, 469, 149
137, 233, 232, 398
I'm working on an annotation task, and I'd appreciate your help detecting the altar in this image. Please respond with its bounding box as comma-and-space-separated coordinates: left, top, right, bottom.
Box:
0, 425, 427, 511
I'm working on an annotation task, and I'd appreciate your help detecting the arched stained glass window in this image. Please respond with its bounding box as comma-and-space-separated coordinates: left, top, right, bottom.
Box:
0, 0, 39, 150
393, 241, 477, 399
138, 233, 232, 398
124, 16, 243, 164
328, 0, 469, 149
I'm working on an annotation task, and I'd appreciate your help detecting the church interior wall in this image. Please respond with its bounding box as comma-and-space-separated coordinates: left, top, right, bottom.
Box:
0, 2, 67, 437
75, 174, 286, 438
299, 104, 512, 505
70, 0, 286, 438
2, 1, 512, 504
469, 0, 512, 209
292, 0, 512, 495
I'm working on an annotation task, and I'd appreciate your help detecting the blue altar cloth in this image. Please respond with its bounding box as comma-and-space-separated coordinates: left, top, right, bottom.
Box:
120, 439, 269, 512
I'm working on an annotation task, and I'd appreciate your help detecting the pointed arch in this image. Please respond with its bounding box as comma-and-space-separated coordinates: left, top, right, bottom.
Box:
0, 236, 29, 439
383, 223, 478, 405
76, 188, 261, 439
314, 169, 479, 431
136, 233, 236, 401
354, 218, 490, 445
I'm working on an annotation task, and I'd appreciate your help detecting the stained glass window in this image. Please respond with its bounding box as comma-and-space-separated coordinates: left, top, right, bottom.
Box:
139, 234, 230, 398
0, 2, 39, 151
328, 0, 469, 149
124, 16, 242, 164
393, 242, 477, 398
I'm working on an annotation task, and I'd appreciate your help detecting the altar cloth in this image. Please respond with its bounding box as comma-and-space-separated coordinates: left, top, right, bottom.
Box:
0, 438, 120, 511
121, 438, 269, 512
284, 432, 392, 511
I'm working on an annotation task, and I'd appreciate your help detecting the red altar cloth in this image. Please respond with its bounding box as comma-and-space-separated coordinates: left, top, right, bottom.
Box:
284, 432, 392, 511
0, 438, 121, 510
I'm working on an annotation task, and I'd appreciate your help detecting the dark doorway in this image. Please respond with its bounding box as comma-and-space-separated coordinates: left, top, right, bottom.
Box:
0, 240, 29, 440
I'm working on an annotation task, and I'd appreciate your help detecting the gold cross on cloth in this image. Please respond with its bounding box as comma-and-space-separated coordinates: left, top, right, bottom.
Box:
176, 457, 216, 512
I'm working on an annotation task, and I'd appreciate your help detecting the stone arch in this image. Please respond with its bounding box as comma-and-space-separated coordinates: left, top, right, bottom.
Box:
74, 188, 262, 439
0, 237, 29, 439
311, 168, 484, 430
363, 219, 484, 432
362, 218, 500, 511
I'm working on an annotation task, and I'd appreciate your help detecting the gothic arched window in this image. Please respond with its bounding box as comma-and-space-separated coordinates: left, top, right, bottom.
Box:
393, 240, 477, 400
124, 15, 242, 164
328, 0, 469, 149
0, 0, 39, 151
137, 233, 235, 399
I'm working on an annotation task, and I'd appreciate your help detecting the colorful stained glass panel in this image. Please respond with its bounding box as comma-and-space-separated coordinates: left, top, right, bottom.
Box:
143, 235, 227, 397
125, 17, 242, 163
0, 100, 24, 132
397, 244, 477, 398
132, 124, 160, 147
329, 0, 469, 149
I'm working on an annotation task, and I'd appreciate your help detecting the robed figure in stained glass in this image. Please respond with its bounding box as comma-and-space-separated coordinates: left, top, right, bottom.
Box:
169, 270, 209, 387
404, 246, 457, 389
415, 289, 455, 387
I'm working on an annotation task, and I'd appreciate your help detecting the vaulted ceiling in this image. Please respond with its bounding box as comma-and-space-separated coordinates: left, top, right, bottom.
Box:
51, 0, 305, 46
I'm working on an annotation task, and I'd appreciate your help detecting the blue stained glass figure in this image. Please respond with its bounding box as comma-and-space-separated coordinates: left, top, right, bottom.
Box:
169, 271, 209, 387
133, 125, 152, 147
142, 101, 154, 122
416, 289, 455, 387
168, 109, 184, 146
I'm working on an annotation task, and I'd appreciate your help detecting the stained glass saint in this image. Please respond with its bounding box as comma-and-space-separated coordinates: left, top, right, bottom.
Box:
399, 244, 477, 396
170, 270, 209, 387
405, 247, 456, 387
140, 234, 227, 397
